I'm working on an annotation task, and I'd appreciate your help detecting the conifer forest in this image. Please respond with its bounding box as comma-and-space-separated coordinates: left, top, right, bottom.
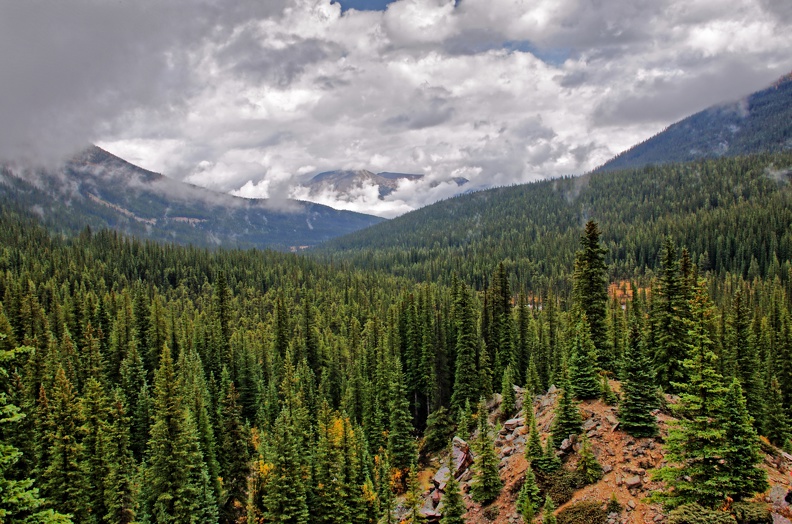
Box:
2, 152, 792, 523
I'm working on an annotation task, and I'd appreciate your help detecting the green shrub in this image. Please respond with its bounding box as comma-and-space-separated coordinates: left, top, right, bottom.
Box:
731, 501, 772, 524
482, 504, 500, 521
667, 503, 737, 524
556, 501, 608, 524
538, 470, 585, 506
605, 493, 622, 515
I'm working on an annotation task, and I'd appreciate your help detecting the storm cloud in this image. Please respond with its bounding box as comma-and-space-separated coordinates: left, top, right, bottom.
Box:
1, 0, 791, 217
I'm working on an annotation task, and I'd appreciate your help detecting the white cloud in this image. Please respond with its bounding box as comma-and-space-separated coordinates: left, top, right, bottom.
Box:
2, 0, 791, 216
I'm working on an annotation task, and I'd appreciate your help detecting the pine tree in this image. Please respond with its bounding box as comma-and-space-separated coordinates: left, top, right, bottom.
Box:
39, 367, 86, 520
551, 373, 581, 442
542, 496, 557, 524
218, 380, 250, 523
568, 318, 600, 399
456, 399, 474, 439
523, 400, 543, 461
439, 451, 466, 524
101, 389, 137, 524
516, 467, 541, 522
600, 373, 617, 405
653, 278, 730, 509
0, 343, 71, 523
765, 376, 791, 447
576, 434, 603, 484
573, 220, 608, 358
500, 363, 517, 419
531, 432, 561, 474
260, 406, 309, 524
145, 345, 218, 523
388, 371, 417, 482
470, 399, 502, 505
652, 238, 689, 392
403, 464, 426, 524
720, 379, 768, 501
451, 285, 480, 413
618, 322, 658, 438
79, 377, 110, 523
525, 355, 541, 397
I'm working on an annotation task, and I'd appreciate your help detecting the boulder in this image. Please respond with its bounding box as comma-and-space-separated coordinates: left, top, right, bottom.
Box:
625, 475, 642, 489
504, 417, 524, 431
452, 437, 473, 477
432, 466, 450, 488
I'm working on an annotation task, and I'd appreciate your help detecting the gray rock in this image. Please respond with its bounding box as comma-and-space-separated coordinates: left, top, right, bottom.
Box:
583, 418, 599, 431
504, 417, 524, 431
627, 499, 636, 510
560, 438, 574, 453
625, 475, 642, 489
767, 485, 790, 506
548, 384, 558, 394
602, 464, 613, 474
432, 466, 450, 487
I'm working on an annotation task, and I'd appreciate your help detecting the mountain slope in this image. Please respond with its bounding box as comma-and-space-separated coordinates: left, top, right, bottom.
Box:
318, 152, 792, 288
0, 146, 384, 250
597, 73, 792, 173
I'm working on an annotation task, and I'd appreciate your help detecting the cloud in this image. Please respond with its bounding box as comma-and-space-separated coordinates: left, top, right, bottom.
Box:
2, 0, 791, 216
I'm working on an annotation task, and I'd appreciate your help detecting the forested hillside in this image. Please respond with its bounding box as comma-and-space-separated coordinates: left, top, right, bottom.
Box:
1, 177, 790, 522
319, 152, 792, 292
597, 73, 792, 172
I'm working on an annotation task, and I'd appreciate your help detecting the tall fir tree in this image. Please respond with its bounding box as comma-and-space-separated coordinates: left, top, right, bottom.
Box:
439, 449, 466, 524
551, 371, 581, 442
101, 389, 137, 524
500, 363, 517, 419
568, 318, 600, 399
618, 321, 658, 437
450, 285, 480, 413
652, 238, 689, 392
516, 467, 541, 522
218, 380, 250, 523
572, 220, 608, 363
470, 399, 502, 505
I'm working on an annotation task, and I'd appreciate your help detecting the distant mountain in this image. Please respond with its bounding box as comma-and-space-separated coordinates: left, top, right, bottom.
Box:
0, 146, 384, 250
597, 73, 792, 172
303, 169, 467, 199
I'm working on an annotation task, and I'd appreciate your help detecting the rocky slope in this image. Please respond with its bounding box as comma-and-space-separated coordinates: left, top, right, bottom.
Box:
411, 384, 792, 524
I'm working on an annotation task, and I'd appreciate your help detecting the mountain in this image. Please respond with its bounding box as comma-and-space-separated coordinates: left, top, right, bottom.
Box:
0, 146, 384, 250
318, 151, 792, 288
303, 169, 468, 199
597, 72, 792, 172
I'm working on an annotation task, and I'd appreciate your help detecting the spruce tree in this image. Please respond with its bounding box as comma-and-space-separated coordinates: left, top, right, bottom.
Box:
451, 285, 480, 413
456, 399, 474, 439
618, 322, 658, 438
516, 467, 541, 522
101, 389, 137, 524
573, 220, 608, 359
523, 400, 543, 461
403, 464, 426, 524
653, 278, 734, 509
0, 343, 71, 523
470, 399, 502, 505
568, 318, 600, 399
218, 380, 250, 523
576, 434, 603, 484
439, 451, 465, 524
388, 371, 417, 484
765, 376, 791, 447
551, 373, 581, 442
531, 431, 561, 474
525, 355, 541, 397
145, 345, 218, 523
600, 373, 617, 405
261, 406, 309, 524
542, 496, 557, 524
500, 363, 517, 419
720, 379, 768, 501
652, 238, 689, 392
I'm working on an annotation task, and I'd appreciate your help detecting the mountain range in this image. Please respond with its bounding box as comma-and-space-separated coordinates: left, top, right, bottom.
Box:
0, 146, 383, 251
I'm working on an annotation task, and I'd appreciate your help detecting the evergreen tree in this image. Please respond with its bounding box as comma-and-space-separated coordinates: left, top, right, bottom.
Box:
0, 343, 71, 523
388, 371, 417, 483
551, 374, 581, 442
456, 399, 474, 439
403, 464, 426, 524
470, 399, 502, 505
523, 399, 543, 461
500, 363, 517, 419
652, 238, 689, 392
450, 285, 480, 413
525, 355, 541, 397
568, 318, 600, 399
618, 322, 658, 438
79, 377, 110, 523
765, 376, 791, 447
731, 289, 763, 425
101, 389, 137, 524
573, 220, 608, 360
218, 380, 250, 523
516, 467, 540, 522
439, 452, 465, 524
576, 434, 603, 484
720, 379, 768, 501
260, 406, 309, 524
531, 432, 561, 474
542, 496, 557, 524
39, 367, 86, 520
145, 346, 218, 523
600, 373, 617, 405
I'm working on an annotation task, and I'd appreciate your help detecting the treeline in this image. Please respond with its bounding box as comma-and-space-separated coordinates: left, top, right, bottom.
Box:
0, 205, 790, 521
319, 152, 792, 293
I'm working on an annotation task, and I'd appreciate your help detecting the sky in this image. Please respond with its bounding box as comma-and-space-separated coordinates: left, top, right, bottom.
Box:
1, 0, 791, 218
